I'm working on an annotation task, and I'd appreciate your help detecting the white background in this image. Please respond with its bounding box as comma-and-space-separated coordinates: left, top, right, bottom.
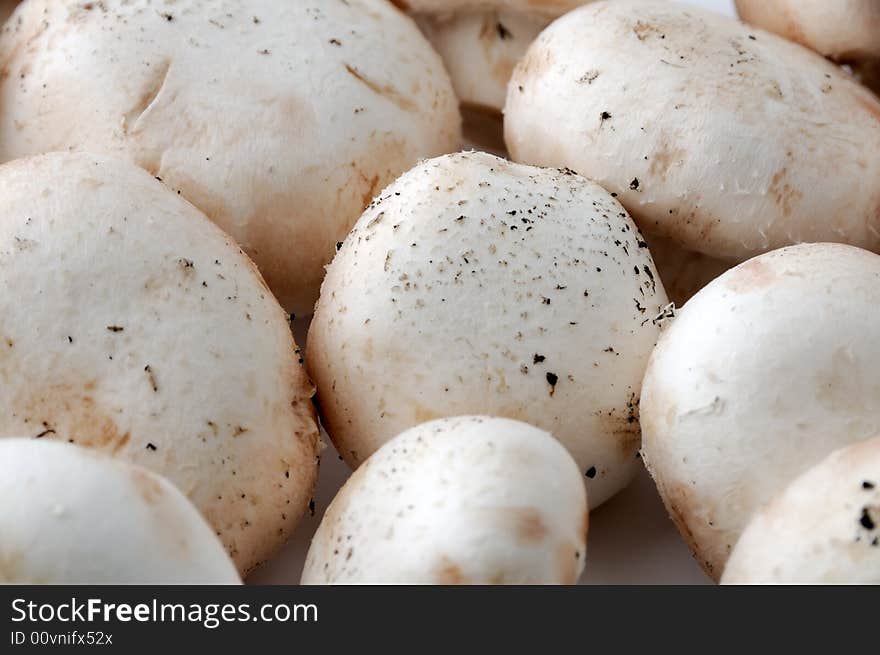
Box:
251, 0, 736, 585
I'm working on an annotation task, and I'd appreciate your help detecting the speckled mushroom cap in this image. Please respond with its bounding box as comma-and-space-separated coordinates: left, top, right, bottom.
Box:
505, 0, 880, 263
0, 152, 319, 575
308, 151, 669, 508
641, 243, 880, 580
0, 439, 241, 584
735, 0, 880, 63
301, 416, 588, 585
722, 436, 880, 585
416, 10, 550, 113
393, 1, 586, 20
0, 0, 460, 315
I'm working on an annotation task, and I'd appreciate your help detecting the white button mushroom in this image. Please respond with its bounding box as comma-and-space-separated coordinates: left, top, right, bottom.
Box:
408, 2, 594, 150
0, 439, 240, 584
414, 9, 561, 114
504, 0, 880, 263
722, 436, 880, 585
0, 152, 319, 575
0, 0, 461, 314
301, 416, 588, 585
308, 151, 669, 508
640, 243, 880, 579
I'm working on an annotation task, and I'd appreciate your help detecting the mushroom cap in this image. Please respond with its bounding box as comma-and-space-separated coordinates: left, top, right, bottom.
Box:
505, 0, 880, 263
0, 152, 319, 574
0, 439, 241, 584
301, 416, 588, 585
394, 1, 586, 20
643, 234, 732, 307
0, 0, 460, 314
722, 436, 880, 584
735, 0, 880, 62
416, 10, 549, 113
308, 151, 669, 508
641, 243, 880, 579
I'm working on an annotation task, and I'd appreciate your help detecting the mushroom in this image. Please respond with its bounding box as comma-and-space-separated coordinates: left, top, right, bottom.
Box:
722, 436, 880, 584
414, 10, 559, 115
0, 439, 240, 584
505, 1, 880, 264
0, 152, 320, 575
0, 0, 461, 314
308, 151, 669, 508
640, 243, 880, 580
405, 2, 593, 150
735, 0, 880, 94
301, 416, 588, 584
643, 234, 732, 307
416, 11, 548, 153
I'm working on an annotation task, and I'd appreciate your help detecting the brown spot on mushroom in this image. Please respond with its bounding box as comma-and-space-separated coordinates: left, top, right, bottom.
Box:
648, 143, 686, 181
596, 403, 641, 458
513, 507, 549, 543
632, 20, 663, 41
77, 421, 131, 455
413, 404, 441, 424
360, 174, 380, 209
435, 557, 468, 585
725, 258, 777, 293
767, 167, 802, 217
129, 468, 165, 506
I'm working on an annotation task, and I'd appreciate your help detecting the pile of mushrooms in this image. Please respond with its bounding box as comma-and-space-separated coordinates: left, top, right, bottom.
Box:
0, 0, 878, 585
0, 0, 460, 314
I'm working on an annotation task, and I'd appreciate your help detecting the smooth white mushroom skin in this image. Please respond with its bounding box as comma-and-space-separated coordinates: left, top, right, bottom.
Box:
722, 437, 880, 585
643, 234, 732, 307
641, 243, 880, 580
0, 439, 241, 584
735, 0, 880, 62
302, 416, 588, 585
308, 152, 669, 508
416, 10, 550, 113
505, 0, 880, 263
0, 0, 461, 314
0, 152, 319, 575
